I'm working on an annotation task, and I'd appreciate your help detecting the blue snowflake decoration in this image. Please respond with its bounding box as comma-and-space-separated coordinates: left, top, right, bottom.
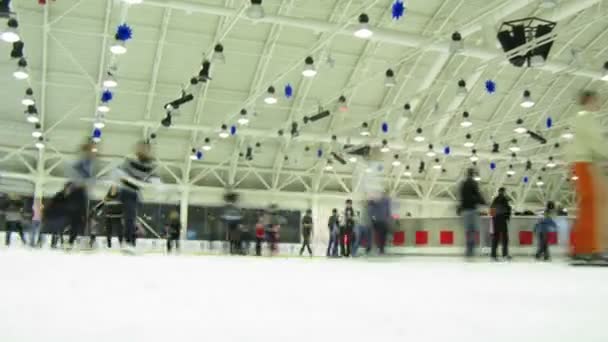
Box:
381, 122, 389, 133
285, 84, 293, 99
92, 128, 102, 138
101, 90, 113, 103
230, 125, 237, 136
196, 151, 203, 160
485, 80, 496, 94
443, 146, 450, 155
317, 149, 323, 158
523, 176, 529, 184
115, 23, 133, 42
392, 0, 405, 20
490, 162, 496, 170
546, 117, 553, 129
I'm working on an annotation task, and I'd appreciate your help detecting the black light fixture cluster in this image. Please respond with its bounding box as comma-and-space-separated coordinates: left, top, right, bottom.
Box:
497, 17, 556, 68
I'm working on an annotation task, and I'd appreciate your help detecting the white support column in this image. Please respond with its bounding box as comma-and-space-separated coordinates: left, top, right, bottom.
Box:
179, 188, 189, 239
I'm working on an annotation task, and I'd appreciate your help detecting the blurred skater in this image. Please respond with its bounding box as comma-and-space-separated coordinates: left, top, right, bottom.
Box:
4, 193, 26, 246
368, 191, 392, 255
64, 141, 97, 249
222, 192, 242, 255
327, 209, 340, 257
165, 210, 181, 253
114, 141, 160, 253
44, 184, 72, 249
341, 199, 355, 257
102, 185, 123, 248
30, 199, 42, 248
265, 205, 280, 255
535, 201, 557, 261
300, 209, 313, 257
567, 90, 608, 263
458, 168, 486, 258
490, 187, 512, 261
353, 209, 371, 257
255, 214, 265, 256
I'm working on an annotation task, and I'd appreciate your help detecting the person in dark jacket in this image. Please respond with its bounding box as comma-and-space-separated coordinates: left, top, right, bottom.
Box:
490, 187, 512, 261
300, 209, 313, 257
43, 184, 72, 249
327, 209, 340, 257
222, 192, 242, 255
4, 193, 26, 246
368, 191, 392, 255
459, 168, 486, 258
103, 185, 123, 248
254, 214, 265, 256
535, 201, 557, 261
165, 210, 181, 253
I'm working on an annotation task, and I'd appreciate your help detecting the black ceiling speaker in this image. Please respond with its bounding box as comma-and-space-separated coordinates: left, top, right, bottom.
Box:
527, 130, 547, 144
497, 17, 556, 68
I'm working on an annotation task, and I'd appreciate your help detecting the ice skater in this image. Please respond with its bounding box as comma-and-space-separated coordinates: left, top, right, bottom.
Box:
300, 209, 313, 257
114, 141, 160, 253
4, 193, 26, 246
30, 199, 42, 248
222, 192, 242, 255
490, 187, 512, 261
165, 210, 181, 253
567, 90, 608, 264
327, 209, 339, 257
101, 185, 123, 248
458, 168, 486, 258
342, 199, 355, 257
368, 191, 392, 255
535, 201, 557, 261
352, 209, 371, 257
64, 141, 97, 249
265, 204, 281, 256
254, 214, 265, 256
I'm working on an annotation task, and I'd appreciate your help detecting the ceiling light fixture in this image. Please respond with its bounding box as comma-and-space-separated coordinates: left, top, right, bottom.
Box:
571, 175, 579, 181
509, 139, 520, 152
507, 165, 516, 176
561, 127, 574, 140
392, 154, 401, 167
426, 144, 436, 158
461, 111, 472, 127
237, 109, 249, 125
354, 13, 373, 39
246, 0, 265, 19
537, 177, 544, 186
360, 122, 371, 136
32, 124, 42, 139
338, 95, 348, 112
380, 139, 390, 153
540, 0, 558, 9
264, 86, 277, 104
219, 124, 229, 138
450, 31, 463, 54
348, 156, 357, 163
403, 166, 412, 177
414, 128, 425, 142
602, 61, 608, 81
13, 57, 28, 80
202, 138, 212, 151
103, 73, 118, 88
521, 90, 535, 108
457, 79, 467, 96
464, 133, 474, 148
213, 43, 225, 64
302, 56, 317, 77
433, 158, 441, 170
546, 156, 556, 168
514, 118, 527, 134
470, 149, 479, 162
384, 69, 396, 87
93, 116, 105, 129
35, 137, 45, 150
22, 88, 35, 106
1, 18, 20, 43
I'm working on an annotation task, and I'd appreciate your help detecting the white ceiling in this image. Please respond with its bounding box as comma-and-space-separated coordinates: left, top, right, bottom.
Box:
1, 0, 607, 205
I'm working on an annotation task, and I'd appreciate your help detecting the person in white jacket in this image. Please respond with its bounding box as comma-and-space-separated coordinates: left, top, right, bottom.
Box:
566, 90, 608, 261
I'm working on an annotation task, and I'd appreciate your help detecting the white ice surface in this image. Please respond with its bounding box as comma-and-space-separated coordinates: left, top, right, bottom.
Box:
0, 250, 607, 342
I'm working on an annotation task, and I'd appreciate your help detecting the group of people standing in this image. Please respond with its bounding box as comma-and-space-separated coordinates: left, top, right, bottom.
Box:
459, 168, 560, 261
2, 139, 163, 253
324, 193, 392, 258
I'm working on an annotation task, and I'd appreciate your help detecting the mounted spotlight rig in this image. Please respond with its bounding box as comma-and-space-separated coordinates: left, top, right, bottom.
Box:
303, 108, 331, 124
497, 17, 556, 68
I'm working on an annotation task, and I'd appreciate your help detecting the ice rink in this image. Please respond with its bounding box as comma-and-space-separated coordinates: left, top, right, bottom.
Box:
1, 250, 607, 342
